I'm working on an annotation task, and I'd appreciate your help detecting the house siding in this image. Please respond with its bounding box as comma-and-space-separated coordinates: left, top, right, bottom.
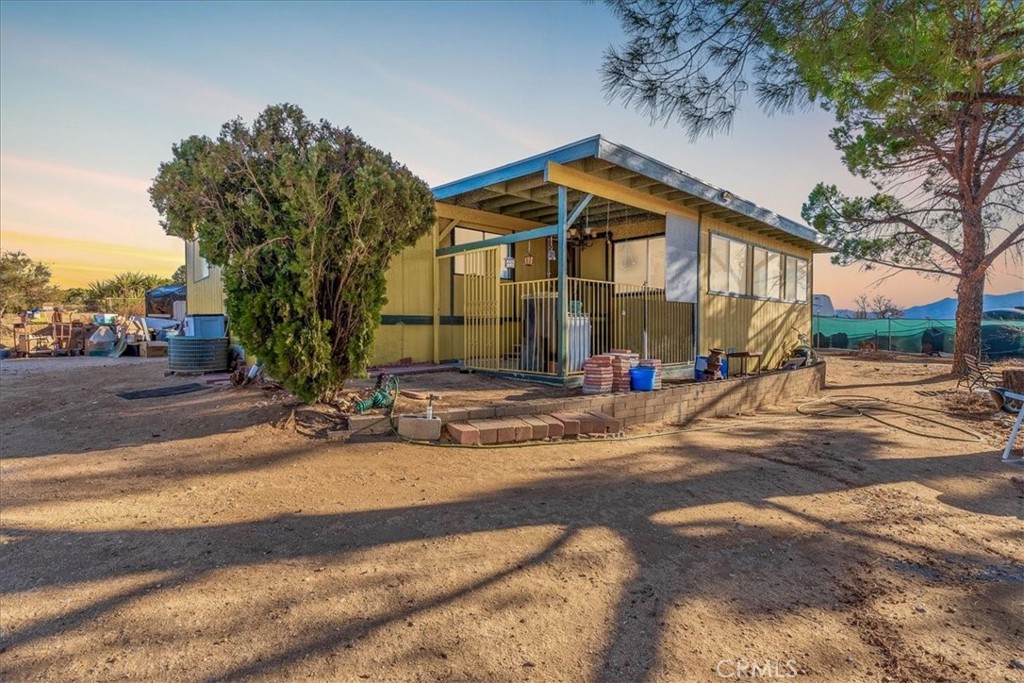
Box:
184, 242, 227, 315
184, 205, 816, 372
697, 216, 813, 370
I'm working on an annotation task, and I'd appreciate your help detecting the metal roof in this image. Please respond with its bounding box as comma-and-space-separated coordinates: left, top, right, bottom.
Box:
432, 135, 832, 253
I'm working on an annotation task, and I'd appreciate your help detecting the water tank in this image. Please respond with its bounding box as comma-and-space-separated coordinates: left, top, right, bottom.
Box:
168, 336, 230, 372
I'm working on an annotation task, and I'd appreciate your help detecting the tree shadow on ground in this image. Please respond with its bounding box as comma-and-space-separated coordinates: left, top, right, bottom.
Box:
3, 420, 1020, 682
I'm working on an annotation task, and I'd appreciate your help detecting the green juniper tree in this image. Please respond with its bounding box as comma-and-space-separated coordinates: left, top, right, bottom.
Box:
150, 104, 436, 402
0, 251, 55, 321
604, 0, 1023, 369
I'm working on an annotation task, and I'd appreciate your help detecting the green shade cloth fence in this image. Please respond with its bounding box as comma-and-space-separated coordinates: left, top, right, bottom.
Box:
812, 317, 1024, 359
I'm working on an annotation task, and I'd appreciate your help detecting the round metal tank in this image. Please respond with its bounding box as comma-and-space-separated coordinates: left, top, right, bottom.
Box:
167, 336, 231, 373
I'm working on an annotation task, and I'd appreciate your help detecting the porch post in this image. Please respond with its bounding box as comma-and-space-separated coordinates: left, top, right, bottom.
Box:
556, 185, 569, 378
431, 219, 440, 364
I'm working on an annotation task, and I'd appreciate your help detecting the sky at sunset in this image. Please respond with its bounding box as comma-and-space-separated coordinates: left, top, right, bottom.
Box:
1, 1, 1020, 307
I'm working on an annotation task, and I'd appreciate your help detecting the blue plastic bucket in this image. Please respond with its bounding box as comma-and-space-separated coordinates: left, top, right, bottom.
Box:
630, 366, 656, 391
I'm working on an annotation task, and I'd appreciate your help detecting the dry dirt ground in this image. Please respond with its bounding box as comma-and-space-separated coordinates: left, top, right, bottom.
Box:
1, 355, 1022, 683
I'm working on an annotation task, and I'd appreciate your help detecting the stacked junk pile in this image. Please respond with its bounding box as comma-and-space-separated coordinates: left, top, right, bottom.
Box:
582, 350, 657, 394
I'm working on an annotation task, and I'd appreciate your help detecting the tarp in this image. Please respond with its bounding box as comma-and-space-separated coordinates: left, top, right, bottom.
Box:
145, 284, 186, 317
813, 317, 1024, 359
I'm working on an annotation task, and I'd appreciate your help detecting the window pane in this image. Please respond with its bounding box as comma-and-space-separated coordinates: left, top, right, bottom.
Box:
767, 252, 782, 299
785, 256, 797, 299
647, 236, 666, 289
752, 248, 768, 297
795, 259, 808, 301
455, 228, 510, 276
710, 235, 730, 292
453, 228, 480, 275
728, 241, 747, 294
615, 239, 646, 286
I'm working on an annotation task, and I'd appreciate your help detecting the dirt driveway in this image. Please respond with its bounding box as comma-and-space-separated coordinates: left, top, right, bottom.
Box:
1, 356, 1021, 682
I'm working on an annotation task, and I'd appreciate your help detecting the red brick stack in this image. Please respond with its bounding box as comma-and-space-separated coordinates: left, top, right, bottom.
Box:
639, 358, 663, 390
608, 350, 639, 392
582, 354, 614, 394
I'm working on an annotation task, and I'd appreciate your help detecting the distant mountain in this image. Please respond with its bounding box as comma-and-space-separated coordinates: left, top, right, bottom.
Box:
904, 291, 1024, 319
834, 291, 1024, 319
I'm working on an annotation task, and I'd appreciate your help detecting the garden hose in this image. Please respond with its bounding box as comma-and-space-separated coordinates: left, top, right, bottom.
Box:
354, 375, 400, 414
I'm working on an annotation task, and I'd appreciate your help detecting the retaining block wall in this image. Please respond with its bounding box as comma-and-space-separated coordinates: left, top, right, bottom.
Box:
436, 363, 826, 429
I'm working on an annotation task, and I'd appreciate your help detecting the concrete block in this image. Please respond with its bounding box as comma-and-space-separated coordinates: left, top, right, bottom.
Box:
467, 406, 497, 419
496, 404, 526, 417
589, 411, 622, 434
493, 420, 517, 444
520, 415, 549, 440
326, 429, 352, 442
446, 423, 481, 445
510, 418, 533, 442
572, 412, 599, 434
469, 420, 498, 445
397, 415, 442, 441
550, 412, 580, 436
442, 409, 470, 423
536, 414, 564, 439
347, 414, 393, 435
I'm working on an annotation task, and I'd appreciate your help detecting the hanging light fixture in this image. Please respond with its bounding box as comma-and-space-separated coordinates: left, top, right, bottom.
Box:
569, 208, 598, 250
504, 254, 516, 270
524, 241, 534, 267
547, 237, 556, 261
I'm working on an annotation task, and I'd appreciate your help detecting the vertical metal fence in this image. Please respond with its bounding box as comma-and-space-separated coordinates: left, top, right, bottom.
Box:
461, 248, 502, 370
462, 275, 695, 375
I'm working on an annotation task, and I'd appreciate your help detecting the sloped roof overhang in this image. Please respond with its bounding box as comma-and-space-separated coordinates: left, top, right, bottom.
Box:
432, 135, 832, 254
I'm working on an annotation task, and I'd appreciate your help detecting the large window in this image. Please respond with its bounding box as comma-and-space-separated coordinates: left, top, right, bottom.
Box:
709, 234, 747, 295
752, 247, 782, 299
614, 236, 665, 288
784, 255, 808, 302
191, 241, 209, 282
453, 228, 514, 280
710, 233, 808, 302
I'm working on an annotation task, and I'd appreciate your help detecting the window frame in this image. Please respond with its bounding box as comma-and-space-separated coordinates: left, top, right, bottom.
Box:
612, 234, 666, 289
707, 231, 809, 304
751, 246, 783, 300
708, 233, 748, 296
783, 254, 809, 303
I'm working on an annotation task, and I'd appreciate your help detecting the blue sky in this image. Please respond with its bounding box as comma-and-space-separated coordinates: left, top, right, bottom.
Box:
1, 0, 1019, 305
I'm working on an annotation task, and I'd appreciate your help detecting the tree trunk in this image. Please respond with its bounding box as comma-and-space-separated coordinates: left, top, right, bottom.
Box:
953, 270, 985, 375
953, 193, 987, 375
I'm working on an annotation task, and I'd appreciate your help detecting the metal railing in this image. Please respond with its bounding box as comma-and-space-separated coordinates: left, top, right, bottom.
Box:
464, 277, 695, 376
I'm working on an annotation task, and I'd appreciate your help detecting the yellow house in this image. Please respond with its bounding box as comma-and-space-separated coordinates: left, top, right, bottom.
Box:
185, 135, 831, 382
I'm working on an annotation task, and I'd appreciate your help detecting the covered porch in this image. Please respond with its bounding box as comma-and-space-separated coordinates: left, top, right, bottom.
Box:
427, 136, 829, 383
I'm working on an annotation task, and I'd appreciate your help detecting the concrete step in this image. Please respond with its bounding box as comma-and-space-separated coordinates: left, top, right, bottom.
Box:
445, 411, 622, 445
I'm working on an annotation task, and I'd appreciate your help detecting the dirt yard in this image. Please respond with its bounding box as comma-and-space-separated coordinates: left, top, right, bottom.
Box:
1, 355, 1022, 683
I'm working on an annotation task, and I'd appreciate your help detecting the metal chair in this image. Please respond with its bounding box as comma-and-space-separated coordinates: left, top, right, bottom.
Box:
957, 353, 1001, 391
1000, 390, 1024, 462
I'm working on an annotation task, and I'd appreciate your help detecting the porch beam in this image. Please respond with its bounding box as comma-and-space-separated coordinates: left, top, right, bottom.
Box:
437, 218, 459, 243
435, 224, 559, 257
435, 202, 545, 232
544, 162, 699, 221
565, 193, 594, 228
556, 185, 569, 379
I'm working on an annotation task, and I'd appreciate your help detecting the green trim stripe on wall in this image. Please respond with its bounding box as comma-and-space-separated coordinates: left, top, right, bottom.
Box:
380, 315, 464, 326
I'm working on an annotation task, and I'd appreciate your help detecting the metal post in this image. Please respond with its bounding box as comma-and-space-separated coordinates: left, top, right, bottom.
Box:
556, 186, 568, 378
